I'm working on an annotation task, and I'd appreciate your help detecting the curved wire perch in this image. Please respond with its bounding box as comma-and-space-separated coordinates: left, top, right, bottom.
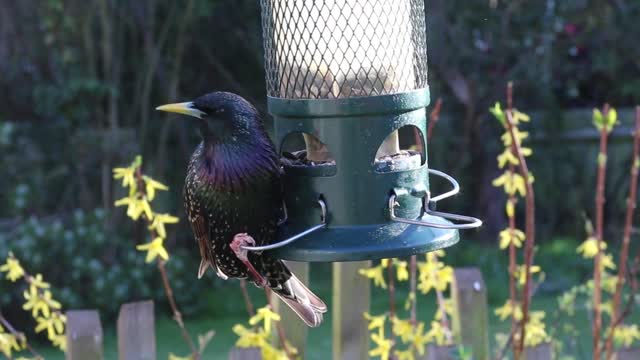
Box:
389, 169, 483, 230
242, 199, 327, 252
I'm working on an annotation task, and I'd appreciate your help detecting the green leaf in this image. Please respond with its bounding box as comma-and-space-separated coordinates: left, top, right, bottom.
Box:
593, 109, 604, 131
490, 102, 506, 126
606, 107, 618, 131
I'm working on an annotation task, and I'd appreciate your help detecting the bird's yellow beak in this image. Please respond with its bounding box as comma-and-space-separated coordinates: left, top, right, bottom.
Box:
156, 101, 205, 119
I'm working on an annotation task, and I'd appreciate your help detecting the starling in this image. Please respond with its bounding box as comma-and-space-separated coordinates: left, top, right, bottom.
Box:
156, 92, 326, 327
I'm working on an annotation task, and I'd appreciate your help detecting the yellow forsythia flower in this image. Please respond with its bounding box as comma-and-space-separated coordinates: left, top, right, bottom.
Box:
0, 254, 25, 282
369, 331, 393, 360
499, 228, 525, 249
34, 312, 66, 340
492, 171, 527, 197
359, 265, 386, 289
143, 175, 169, 201
23, 286, 60, 317
395, 349, 416, 360
249, 306, 281, 336
391, 317, 413, 343
613, 324, 640, 348
233, 324, 267, 348
364, 312, 386, 332
576, 237, 606, 258
523, 311, 548, 347
29, 274, 50, 289
494, 300, 523, 321
411, 322, 429, 355
0, 332, 23, 357
148, 213, 180, 239
515, 265, 541, 286
115, 196, 154, 221
425, 320, 447, 345
136, 237, 170, 263
394, 260, 409, 281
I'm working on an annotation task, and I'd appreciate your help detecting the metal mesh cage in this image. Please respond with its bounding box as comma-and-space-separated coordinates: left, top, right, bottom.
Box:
260, 0, 428, 99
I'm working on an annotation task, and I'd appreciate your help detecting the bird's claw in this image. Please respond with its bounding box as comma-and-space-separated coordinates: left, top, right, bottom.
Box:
231, 233, 268, 288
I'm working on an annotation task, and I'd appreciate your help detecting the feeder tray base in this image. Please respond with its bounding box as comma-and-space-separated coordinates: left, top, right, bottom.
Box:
270, 213, 459, 262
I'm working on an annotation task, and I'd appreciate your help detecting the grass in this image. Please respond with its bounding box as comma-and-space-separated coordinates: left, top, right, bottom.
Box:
28, 238, 640, 359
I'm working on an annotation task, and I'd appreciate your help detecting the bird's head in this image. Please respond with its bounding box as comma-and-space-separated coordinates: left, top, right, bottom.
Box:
156, 92, 262, 144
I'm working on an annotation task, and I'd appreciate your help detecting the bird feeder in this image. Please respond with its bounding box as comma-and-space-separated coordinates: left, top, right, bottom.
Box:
252, 0, 481, 262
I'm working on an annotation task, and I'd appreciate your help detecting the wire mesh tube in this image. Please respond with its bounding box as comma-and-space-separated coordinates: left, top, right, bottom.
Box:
260, 0, 429, 100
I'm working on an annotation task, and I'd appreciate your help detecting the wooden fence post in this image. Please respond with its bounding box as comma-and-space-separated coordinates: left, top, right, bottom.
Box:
450, 267, 489, 360
425, 344, 457, 360
65, 310, 104, 360
524, 343, 552, 360
117, 300, 156, 360
272, 261, 309, 357
228, 347, 263, 360
333, 261, 371, 360
614, 347, 640, 360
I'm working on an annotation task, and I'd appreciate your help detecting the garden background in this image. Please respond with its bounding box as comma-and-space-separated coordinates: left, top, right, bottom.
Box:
1, 0, 640, 358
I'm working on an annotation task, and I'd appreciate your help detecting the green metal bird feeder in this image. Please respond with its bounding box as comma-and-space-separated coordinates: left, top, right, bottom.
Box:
249, 0, 481, 262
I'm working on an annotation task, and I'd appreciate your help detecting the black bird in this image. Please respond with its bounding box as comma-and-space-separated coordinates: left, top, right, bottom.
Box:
156, 92, 326, 327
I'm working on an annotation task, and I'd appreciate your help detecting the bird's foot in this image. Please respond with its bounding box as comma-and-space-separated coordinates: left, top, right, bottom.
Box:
230, 233, 268, 288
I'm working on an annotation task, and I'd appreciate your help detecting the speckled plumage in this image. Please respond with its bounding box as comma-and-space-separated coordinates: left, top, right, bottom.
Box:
163, 92, 326, 326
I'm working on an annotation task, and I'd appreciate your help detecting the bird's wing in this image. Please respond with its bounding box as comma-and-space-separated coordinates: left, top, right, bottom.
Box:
185, 190, 217, 278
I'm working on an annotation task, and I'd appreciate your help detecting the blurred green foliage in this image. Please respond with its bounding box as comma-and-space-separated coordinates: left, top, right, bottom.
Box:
1, 0, 639, 327
0, 209, 213, 319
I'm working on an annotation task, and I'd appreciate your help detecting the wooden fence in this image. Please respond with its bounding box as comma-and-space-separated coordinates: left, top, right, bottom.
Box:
65, 267, 638, 360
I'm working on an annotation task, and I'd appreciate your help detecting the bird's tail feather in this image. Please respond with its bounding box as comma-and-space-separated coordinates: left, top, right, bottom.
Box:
271, 273, 327, 327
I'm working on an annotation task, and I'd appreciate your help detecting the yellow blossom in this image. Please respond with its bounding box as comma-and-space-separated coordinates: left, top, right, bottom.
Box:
494, 300, 522, 321
115, 196, 154, 221
136, 237, 169, 263
499, 228, 525, 249
0, 332, 22, 357
523, 311, 548, 347
50, 333, 66, 351
23, 287, 60, 317
113, 166, 136, 189
434, 299, 453, 321
233, 324, 267, 348
514, 265, 541, 285
492, 171, 526, 197
501, 129, 529, 147
417, 255, 453, 294
148, 213, 179, 238
391, 317, 413, 343
511, 109, 531, 124
425, 321, 447, 345
0, 254, 24, 282
29, 274, 50, 289
404, 292, 415, 311
497, 149, 519, 168
600, 253, 616, 272
576, 237, 606, 258
143, 175, 169, 201
412, 322, 429, 355
505, 200, 515, 218
364, 313, 387, 331
394, 260, 409, 281
249, 306, 281, 335
359, 265, 386, 289
613, 324, 640, 347
394, 349, 415, 360
369, 331, 392, 360
35, 312, 66, 340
